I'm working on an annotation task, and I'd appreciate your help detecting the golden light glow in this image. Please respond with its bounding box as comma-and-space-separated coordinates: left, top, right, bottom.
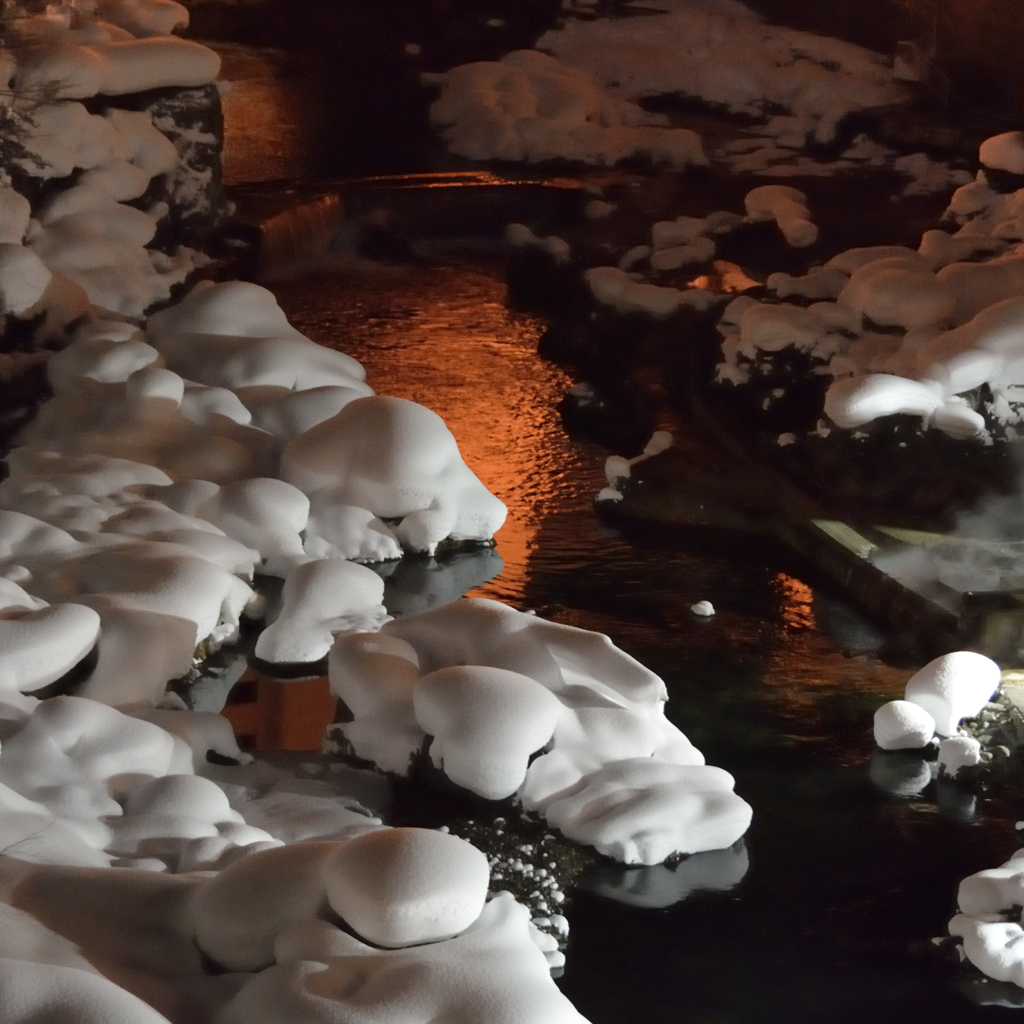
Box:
221, 671, 335, 751
774, 572, 816, 631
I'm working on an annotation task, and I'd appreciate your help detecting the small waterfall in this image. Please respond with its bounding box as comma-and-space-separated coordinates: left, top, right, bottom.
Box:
258, 193, 344, 280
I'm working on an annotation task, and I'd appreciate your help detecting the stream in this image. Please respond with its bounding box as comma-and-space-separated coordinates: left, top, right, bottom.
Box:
214, 39, 1024, 1024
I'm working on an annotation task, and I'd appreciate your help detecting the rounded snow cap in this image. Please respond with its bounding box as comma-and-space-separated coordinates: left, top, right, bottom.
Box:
979, 131, 1024, 176
324, 827, 490, 948
904, 651, 1000, 736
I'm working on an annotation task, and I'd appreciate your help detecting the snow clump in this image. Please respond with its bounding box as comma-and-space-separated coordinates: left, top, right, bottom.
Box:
951, 848, 1024, 988
721, 129, 1024, 442
329, 597, 752, 864
537, 0, 908, 144
872, 651, 1001, 750
427, 49, 707, 169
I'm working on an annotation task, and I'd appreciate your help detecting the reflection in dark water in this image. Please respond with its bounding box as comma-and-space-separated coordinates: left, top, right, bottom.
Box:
869, 749, 935, 797
264, 259, 1020, 1024
221, 673, 333, 752
372, 546, 505, 617
581, 842, 749, 909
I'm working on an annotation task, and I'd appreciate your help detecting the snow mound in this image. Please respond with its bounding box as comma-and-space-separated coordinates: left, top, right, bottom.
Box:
323, 828, 491, 948
903, 651, 1001, 736
282, 395, 507, 558
538, 0, 907, 143
951, 848, 1024, 988
329, 598, 751, 864
872, 699, 936, 751
428, 49, 707, 169
254, 558, 390, 665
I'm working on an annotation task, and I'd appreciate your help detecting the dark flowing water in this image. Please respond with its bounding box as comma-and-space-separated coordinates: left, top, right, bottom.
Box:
266, 256, 1021, 1024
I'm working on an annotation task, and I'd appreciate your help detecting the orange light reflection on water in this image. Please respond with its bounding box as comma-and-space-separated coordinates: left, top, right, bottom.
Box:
275, 263, 596, 604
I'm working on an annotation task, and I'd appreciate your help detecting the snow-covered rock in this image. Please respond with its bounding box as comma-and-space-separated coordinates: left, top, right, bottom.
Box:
322, 828, 490, 948
937, 734, 982, 778
545, 759, 752, 863
903, 651, 1001, 736
329, 598, 750, 864
872, 699, 935, 750
744, 185, 817, 248
428, 49, 706, 170
980, 132, 1024, 176
254, 559, 390, 665
414, 665, 563, 800
539, 0, 907, 143
283, 396, 506, 558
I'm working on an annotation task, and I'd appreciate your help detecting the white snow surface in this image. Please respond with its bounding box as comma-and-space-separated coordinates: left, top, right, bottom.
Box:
712, 130, 1024, 439
872, 699, 936, 751
427, 49, 707, 169
330, 597, 752, 864
254, 558, 390, 665
537, 0, 907, 143
903, 651, 1001, 737
951, 848, 1024, 988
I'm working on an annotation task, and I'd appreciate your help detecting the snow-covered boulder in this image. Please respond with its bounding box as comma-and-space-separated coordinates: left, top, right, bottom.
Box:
544, 759, 752, 864
414, 665, 563, 800
903, 651, 1001, 736
951, 848, 1024, 988
146, 280, 372, 393
744, 185, 817, 248
872, 699, 936, 750
937, 735, 982, 778
323, 828, 490, 948
428, 49, 706, 170
282, 396, 506, 558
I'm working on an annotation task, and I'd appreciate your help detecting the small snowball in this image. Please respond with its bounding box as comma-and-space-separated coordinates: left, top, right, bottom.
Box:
873, 699, 936, 750
937, 735, 982, 779
690, 600, 715, 617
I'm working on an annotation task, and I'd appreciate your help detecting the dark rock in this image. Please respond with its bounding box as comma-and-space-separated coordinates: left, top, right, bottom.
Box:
106, 83, 230, 250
